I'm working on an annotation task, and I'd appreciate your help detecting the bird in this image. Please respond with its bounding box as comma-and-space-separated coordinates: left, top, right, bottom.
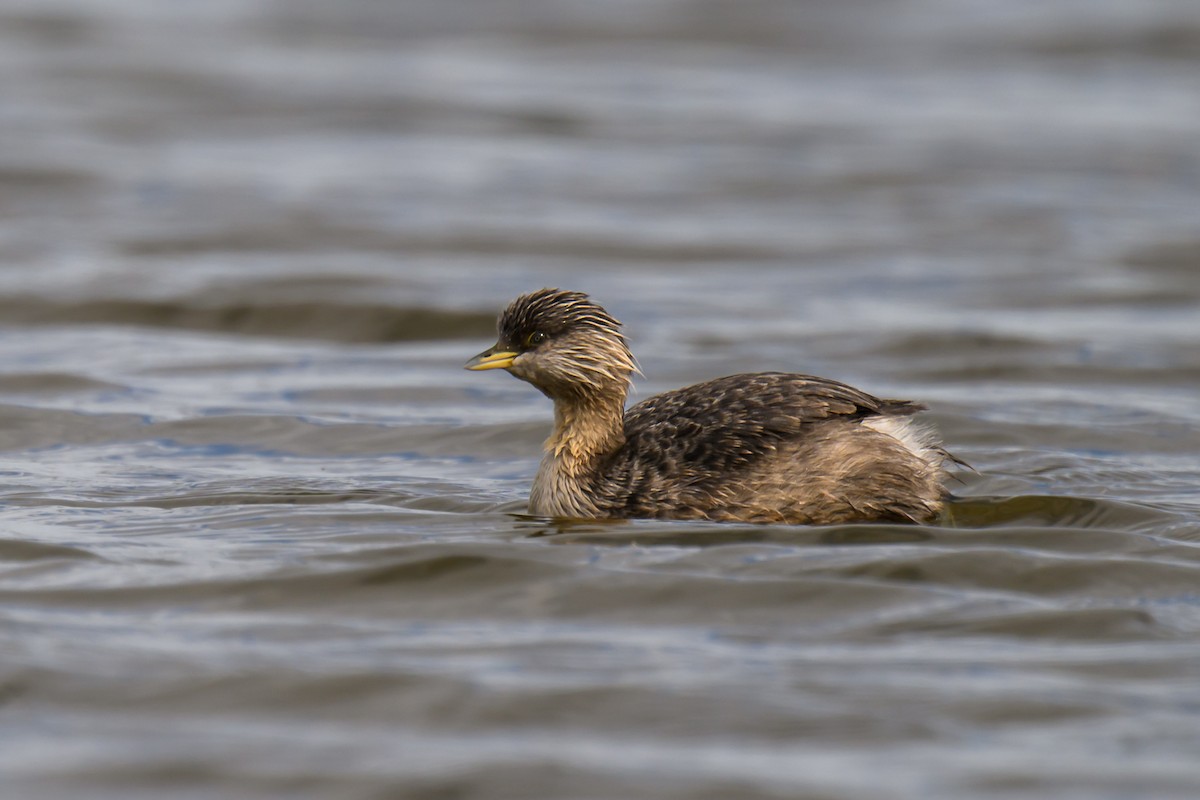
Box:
465, 288, 953, 525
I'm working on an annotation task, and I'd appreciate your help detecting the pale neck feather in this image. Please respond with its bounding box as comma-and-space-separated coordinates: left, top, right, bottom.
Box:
528, 392, 626, 517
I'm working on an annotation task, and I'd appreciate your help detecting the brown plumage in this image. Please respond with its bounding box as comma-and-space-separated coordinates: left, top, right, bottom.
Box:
466, 288, 953, 524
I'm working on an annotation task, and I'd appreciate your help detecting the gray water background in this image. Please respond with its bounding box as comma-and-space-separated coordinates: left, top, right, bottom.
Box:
2, 1, 1200, 798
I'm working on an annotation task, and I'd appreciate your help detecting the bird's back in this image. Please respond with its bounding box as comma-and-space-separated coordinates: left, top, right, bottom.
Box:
592, 372, 948, 523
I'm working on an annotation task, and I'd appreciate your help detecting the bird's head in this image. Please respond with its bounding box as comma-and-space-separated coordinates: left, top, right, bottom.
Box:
465, 288, 636, 402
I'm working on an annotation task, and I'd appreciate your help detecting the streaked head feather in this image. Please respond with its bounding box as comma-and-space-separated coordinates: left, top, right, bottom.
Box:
497, 288, 636, 401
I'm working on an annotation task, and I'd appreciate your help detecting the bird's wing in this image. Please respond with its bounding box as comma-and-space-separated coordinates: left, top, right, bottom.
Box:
620, 372, 921, 477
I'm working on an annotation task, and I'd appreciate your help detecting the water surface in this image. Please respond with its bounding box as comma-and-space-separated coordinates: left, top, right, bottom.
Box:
2, 1, 1199, 798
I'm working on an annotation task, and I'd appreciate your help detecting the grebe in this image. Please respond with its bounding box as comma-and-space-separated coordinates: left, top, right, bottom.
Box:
466, 288, 951, 524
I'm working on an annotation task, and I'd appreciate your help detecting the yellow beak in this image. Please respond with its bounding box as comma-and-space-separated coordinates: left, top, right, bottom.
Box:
464, 346, 518, 371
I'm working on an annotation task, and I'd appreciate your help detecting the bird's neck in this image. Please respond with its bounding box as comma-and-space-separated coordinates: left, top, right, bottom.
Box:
546, 391, 627, 470
529, 391, 626, 518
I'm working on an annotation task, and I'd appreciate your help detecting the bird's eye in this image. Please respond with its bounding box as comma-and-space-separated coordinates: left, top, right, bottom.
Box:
525, 331, 548, 347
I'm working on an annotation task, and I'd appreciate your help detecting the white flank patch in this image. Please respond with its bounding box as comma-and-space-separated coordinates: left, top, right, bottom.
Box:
861, 416, 943, 466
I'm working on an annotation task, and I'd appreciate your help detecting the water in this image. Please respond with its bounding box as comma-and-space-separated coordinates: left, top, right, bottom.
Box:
2, 1, 1200, 798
